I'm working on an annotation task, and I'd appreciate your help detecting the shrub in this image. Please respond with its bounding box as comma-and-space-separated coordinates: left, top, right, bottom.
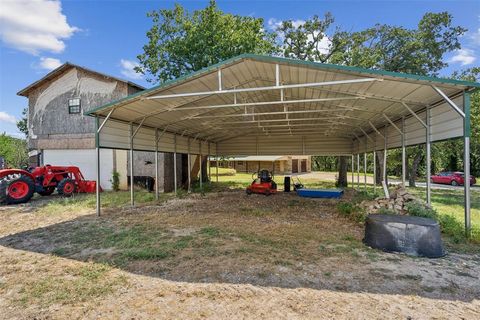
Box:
405, 201, 437, 220
377, 207, 396, 215
405, 201, 468, 243
110, 170, 120, 192
437, 214, 465, 243
336, 202, 366, 223
337, 202, 355, 216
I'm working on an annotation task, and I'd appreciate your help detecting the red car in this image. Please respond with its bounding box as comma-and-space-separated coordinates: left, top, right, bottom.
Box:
430, 172, 476, 186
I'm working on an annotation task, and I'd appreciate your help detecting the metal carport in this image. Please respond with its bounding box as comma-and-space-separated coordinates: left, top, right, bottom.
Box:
85, 54, 479, 236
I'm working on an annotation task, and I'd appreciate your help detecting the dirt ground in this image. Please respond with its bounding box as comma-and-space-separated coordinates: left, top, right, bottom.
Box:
0, 191, 479, 319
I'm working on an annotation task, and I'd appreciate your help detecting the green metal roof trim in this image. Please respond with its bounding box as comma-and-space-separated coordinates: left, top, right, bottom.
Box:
85, 53, 480, 117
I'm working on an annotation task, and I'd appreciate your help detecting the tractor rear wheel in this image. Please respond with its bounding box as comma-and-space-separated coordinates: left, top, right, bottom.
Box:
38, 186, 55, 196
0, 174, 35, 204
57, 178, 76, 197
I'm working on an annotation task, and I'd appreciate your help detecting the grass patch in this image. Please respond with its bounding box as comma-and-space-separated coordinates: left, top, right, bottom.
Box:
18, 263, 127, 307
36, 190, 171, 215
199, 226, 220, 237
122, 247, 171, 260
336, 201, 366, 223
239, 207, 272, 217
211, 167, 237, 176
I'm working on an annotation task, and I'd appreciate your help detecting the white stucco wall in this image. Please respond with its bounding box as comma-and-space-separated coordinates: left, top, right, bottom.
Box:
43, 149, 114, 190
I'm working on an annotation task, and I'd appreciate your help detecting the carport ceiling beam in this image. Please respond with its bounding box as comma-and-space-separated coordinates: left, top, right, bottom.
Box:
382, 113, 403, 135
130, 96, 364, 123
214, 122, 356, 129
145, 78, 382, 100
161, 96, 365, 112
96, 108, 115, 133
358, 127, 375, 143
189, 105, 377, 120
431, 85, 465, 118
369, 121, 385, 139
401, 102, 427, 128
215, 115, 366, 125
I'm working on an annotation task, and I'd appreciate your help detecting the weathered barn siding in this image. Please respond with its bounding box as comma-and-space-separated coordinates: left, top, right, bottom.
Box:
27, 68, 130, 150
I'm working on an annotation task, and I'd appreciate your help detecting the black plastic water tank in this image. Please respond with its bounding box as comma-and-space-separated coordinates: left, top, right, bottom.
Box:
364, 214, 445, 258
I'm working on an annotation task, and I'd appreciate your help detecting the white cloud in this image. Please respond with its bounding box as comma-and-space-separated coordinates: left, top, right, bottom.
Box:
38, 57, 62, 70
449, 49, 476, 66
268, 18, 306, 32
471, 27, 480, 46
267, 18, 282, 31
268, 18, 332, 57
0, 111, 17, 124
120, 59, 142, 80
0, 0, 78, 55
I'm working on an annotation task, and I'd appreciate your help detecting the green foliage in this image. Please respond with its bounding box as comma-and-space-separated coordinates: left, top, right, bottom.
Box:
0, 133, 28, 168
16, 107, 28, 137
278, 12, 472, 185
279, 12, 465, 75
199, 226, 220, 237
136, 0, 277, 83
110, 170, 120, 192
405, 201, 469, 243
437, 214, 465, 243
122, 247, 171, 260
377, 208, 397, 215
405, 201, 438, 220
336, 202, 366, 223
337, 202, 356, 216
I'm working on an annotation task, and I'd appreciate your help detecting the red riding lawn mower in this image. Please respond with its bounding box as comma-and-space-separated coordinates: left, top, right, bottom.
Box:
0, 165, 100, 205
246, 169, 277, 196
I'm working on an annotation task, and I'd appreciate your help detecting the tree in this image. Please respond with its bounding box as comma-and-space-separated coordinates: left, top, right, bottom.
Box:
278, 12, 466, 187
0, 134, 28, 168
17, 107, 28, 137
136, 0, 278, 84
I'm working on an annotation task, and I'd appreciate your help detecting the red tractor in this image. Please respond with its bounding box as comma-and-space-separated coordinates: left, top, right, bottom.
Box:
246, 170, 277, 196
0, 165, 100, 205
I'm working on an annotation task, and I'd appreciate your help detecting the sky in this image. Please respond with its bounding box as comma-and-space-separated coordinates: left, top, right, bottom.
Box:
0, 0, 479, 137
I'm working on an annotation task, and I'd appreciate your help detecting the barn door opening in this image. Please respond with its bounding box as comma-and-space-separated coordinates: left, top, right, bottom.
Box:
301, 160, 307, 172
292, 159, 299, 173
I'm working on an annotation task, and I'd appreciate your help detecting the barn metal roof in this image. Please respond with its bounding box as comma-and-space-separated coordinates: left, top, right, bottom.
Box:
87, 54, 479, 156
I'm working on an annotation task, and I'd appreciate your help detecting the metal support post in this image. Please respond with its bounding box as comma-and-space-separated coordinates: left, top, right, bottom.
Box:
208, 142, 211, 182
216, 143, 219, 183
199, 141, 203, 191
402, 117, 406, 187
95, 117, 101, 216
364, 153, 367, 191
94, 110, 116, 217
463, 92, 471, 237
373, 150, 377, 194
155, 128, 159, 201
129, 123, 134, 207
357, 153, 360, 189
426, 106, 432, 206
351, 154, 354, 188
174, 134, 177, 195
187, 138, 191, 193
383, 128, 387, 184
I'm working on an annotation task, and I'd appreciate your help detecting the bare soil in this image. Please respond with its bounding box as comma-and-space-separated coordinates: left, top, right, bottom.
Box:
0, 191, 479, 319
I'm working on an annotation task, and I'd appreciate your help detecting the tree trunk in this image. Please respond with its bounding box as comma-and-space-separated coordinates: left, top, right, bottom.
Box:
201, 156, 208, 182
409, 152, 423, 187
375, 152, 387, 185
337, 156, 348, 187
